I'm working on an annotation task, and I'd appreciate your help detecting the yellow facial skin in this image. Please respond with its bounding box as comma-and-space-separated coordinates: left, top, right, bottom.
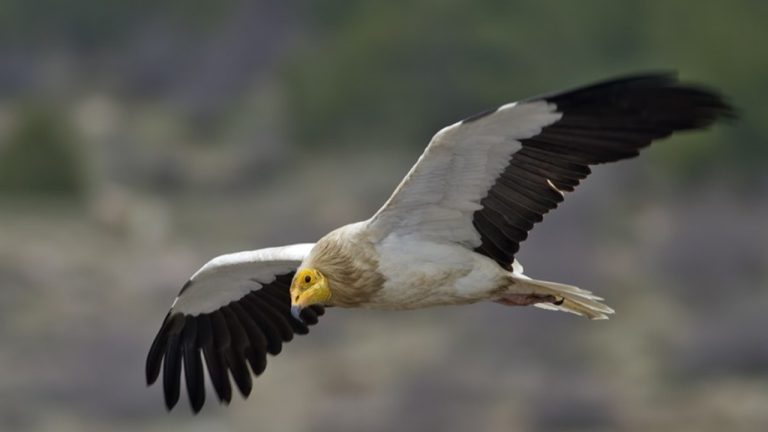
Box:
290, 268, 331, 320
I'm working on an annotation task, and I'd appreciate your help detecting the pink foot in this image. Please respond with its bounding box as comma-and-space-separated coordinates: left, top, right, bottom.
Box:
495, 293, 563, 307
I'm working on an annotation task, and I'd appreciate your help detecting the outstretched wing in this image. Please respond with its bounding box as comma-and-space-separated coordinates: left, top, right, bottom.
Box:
145, 243, 325, 413
367, 73, 733, 269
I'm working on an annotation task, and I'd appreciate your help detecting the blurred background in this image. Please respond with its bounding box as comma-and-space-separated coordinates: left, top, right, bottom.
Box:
1, 1, 766, 431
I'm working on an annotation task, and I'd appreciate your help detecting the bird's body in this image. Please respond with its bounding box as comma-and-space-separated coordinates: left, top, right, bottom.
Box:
307, 221, 509, 309
303, 220, 606, 314
145, 73, 734, 412
370, 232, 509, 309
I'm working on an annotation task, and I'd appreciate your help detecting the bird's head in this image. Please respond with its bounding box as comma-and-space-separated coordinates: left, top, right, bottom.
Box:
290, 268, 331, 321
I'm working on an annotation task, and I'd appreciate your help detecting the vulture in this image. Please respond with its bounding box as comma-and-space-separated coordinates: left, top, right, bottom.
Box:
146, 73, 733, 412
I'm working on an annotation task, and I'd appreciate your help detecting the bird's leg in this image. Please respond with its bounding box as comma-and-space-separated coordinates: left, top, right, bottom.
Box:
495, 293, 564, 307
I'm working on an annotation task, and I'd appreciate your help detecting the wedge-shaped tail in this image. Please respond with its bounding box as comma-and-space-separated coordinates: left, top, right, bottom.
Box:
511, 275, 615, 320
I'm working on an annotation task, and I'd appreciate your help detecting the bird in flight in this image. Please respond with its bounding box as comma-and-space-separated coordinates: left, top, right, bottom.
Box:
146, 73, 733, 412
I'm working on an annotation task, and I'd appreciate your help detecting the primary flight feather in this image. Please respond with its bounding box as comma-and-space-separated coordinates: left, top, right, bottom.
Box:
146, 73, 733, 412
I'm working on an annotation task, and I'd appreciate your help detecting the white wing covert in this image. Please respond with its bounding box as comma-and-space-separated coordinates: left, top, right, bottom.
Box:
367, 74, 731, 270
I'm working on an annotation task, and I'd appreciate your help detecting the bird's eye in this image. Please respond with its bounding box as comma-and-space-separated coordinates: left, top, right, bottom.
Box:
304, 275, 311, 283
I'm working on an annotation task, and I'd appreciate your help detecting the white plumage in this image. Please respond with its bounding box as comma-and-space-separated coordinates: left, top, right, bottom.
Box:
171, 243, 314, 315
369, 100, 560, 245
146, 73, 733, 412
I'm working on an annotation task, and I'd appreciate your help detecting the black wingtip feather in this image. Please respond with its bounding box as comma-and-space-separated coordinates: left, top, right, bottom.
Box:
472, 72, 735, 270
540, 72, 678, 103
221, 308, 253, 397
241, 296, 285, 355
146, 311, 173, 386
230, 302, 270, 371
209, 311, 234, 404
147, 270, 327, 412
543, 73, 736, 133
310, 305, 326, 316
182, 319, 206, 414
299, 307, 319, 325
249, 293, 294, 345
197, 314, 232, 404
163, 331, 183, 410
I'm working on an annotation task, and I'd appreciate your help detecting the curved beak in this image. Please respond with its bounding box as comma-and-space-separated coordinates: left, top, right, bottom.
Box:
289, 281, 331, 323
291, 304, 303, 322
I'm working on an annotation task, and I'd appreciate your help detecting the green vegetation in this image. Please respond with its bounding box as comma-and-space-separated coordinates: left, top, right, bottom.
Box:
0, 0, 764, 194
0, 106, 84, 198
283, 0, 766, 180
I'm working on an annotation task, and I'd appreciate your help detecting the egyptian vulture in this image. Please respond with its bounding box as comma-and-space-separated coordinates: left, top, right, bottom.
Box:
146, 73, 733, 412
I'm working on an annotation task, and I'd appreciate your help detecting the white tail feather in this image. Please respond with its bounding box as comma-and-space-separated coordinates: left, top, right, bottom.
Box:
510, 275, 614, 320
